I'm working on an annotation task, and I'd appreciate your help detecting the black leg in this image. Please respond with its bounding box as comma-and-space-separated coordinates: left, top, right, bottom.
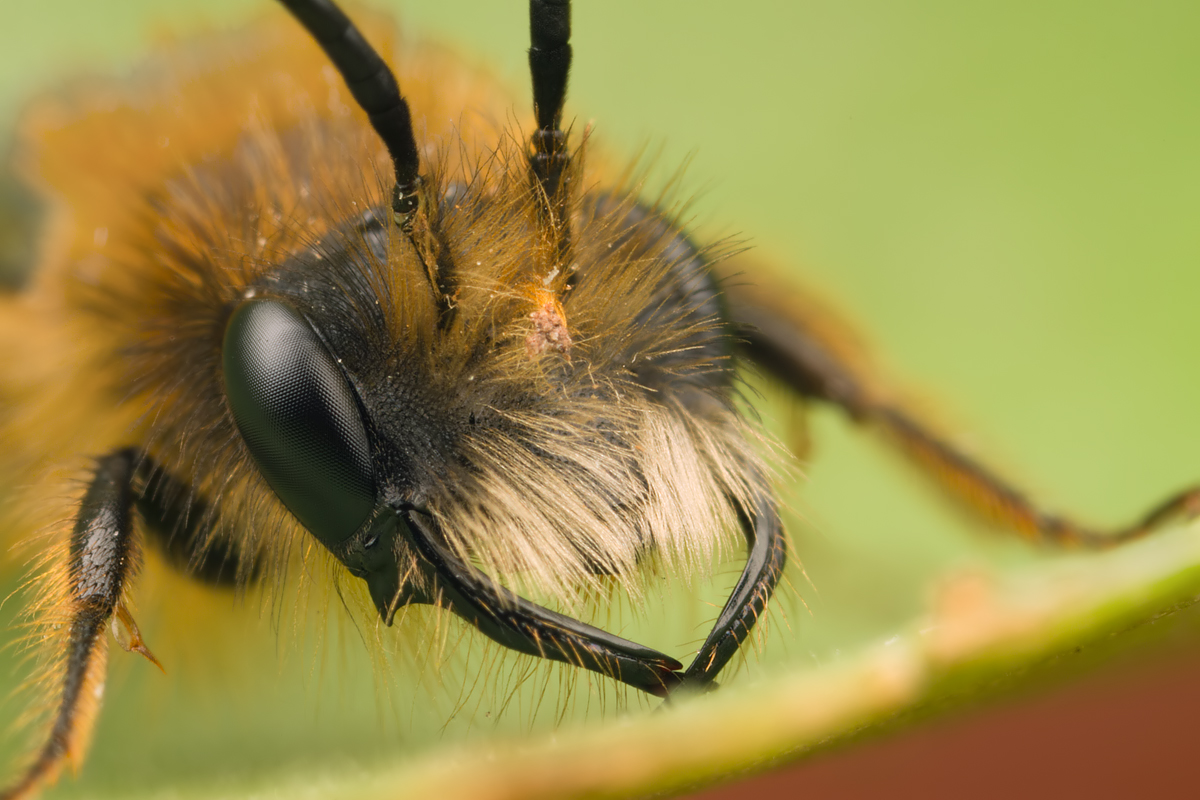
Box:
0, 452, 257, 800
1, 450, 151, 800
135, 458, 258, 587
725, 263, 1200, 547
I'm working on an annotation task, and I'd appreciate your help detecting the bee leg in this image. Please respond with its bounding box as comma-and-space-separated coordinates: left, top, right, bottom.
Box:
725, 267, 1200, 547
135, 459, 259, 587
402, 511, 684, 696
679, 491, 787, 690
1, 449, 147, 800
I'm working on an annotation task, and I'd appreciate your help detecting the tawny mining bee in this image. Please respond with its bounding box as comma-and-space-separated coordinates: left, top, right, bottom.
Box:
1, 1, 1198, 797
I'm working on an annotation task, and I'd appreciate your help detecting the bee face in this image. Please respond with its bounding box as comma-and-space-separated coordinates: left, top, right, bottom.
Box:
2, 2, 1199, 798
3, 3, 778, 789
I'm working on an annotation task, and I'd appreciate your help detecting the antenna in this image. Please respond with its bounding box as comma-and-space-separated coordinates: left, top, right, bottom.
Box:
528, 0, 574, 266
278, 0, 423, 227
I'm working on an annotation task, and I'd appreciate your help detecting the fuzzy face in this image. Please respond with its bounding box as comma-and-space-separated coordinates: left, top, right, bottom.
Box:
80, 68, 762, 615
0, 10, 791, 794
9, 6, 769, 672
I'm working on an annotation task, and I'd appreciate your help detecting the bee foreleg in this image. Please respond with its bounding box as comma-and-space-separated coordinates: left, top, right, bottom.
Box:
726, 263, 1200, 547
135, 458, 259, 587
2, 449, 147, 800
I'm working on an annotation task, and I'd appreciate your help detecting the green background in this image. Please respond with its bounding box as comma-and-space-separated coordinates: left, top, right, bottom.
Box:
1, 1, 1198, 797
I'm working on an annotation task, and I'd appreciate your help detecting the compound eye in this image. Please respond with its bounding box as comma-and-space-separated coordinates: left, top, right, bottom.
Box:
223, 299, 376, 550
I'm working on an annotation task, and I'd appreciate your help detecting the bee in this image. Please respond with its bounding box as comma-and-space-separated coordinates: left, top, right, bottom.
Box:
1, 1, 1197, 798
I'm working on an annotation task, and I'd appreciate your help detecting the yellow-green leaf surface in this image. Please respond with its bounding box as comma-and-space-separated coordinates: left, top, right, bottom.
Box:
1, 2, 1198, 798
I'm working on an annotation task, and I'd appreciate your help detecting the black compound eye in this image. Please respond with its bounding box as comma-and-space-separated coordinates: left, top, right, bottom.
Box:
223, 299, 375, 550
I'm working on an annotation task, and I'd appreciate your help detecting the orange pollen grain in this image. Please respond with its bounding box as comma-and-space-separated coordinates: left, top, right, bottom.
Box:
525, 289, 572, 359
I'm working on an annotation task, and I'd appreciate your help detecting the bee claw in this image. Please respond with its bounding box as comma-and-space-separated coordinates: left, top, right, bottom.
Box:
112, 603, 165, 674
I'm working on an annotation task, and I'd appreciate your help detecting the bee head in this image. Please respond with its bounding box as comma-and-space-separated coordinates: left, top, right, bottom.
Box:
209, 0, 762, 638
